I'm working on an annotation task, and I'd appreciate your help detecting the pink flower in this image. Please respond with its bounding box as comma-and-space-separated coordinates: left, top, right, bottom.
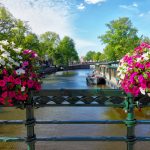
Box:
0, 97, 5, 104
34, 82, 41, 91
15, 93, 28, 101
23, 49, 32, 54
8, 75, 14, 82
9, 91, 16, 98
118, 42, 150, 96
2, 69, 8, 75
3, 76, 8, 82
31, 52, 38, 58
146, 62, 150, 68
2, 92, 8, 98
8, 99, 13, 106
22, 61, 29, 67
0, 80, 6, 87
22, 81, 27, 86
27, 80, 34, 88
15, 78, 21, 85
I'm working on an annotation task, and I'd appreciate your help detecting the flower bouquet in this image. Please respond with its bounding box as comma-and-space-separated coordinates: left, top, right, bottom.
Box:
0, 40, 41, 106
117, 42, 150, 97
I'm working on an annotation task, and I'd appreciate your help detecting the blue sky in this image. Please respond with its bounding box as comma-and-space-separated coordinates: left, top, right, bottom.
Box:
1, 0, 150, 57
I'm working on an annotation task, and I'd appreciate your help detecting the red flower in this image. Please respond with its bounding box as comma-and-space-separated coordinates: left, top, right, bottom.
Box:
2, 91, 8, 98
8, 75, 14, 82
15, 78, 21, 85
0, 80, 6, 87
2, 69, 8, 75
0, 97, 5, 104
22, 81, 27, 86
34, 82, 41, 91
9, 91, 16, 98
27, 80, 34, 88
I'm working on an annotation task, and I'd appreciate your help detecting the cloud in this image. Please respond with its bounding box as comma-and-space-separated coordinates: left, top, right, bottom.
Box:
0, 0, 74, 38
139, 13, 144, 17
0, 0, 103, 56
74, 38, 104, 56
77, 3, 85, 10
84, 0, 106, 5
119, 2, 138, 10
132, 2, 138, 7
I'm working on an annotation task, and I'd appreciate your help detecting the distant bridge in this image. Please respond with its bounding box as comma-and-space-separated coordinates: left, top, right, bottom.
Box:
67, 61, 119, 70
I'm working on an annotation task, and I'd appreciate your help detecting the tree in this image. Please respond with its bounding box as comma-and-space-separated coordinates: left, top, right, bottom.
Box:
0, 5, 15, 40
57, 36, 79, 66
99, 17, 140, 61
141, 36, 150, 44
23, 33, 40, 52
11, 19, 29, 47
84, 51, 96, 61
93, 52, 101, 62
40, 31, 60, 61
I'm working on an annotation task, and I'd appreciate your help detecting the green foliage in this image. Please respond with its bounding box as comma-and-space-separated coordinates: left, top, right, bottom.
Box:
84, 51, 101, 62
0, 6, 15, 40
99, 17, 140, 61
57, 36, 79, 65
11, 19, 29, 47
0, 5, 79, 66
23, 33, 40, 51
141, 36, 150, 44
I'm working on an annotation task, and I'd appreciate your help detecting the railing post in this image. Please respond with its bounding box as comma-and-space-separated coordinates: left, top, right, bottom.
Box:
103, 67, 106, 78
109, 67, 111, 80
25, 92, 36, 150
124, 94, 136, 150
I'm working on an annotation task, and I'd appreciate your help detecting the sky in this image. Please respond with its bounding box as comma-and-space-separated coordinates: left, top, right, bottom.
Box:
1, 0, 150, 57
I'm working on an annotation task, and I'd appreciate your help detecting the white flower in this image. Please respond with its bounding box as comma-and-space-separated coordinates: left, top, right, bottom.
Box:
14, 62, 20, 66
0, 40, 9, 45
13, 48, 22, 53
0, 59, 5, 65
120, 74, 125, 80
0, 45, 5, 52
11, 42, 15, 47
139, 87, 146, 95
1, 53, 8, 58
16, 68, 25, 75
137, 57, 142, 62
142, 53, 149, 61
18, 56, 22, 59
8, 57, 14, 63
1, 51, 10, 58
21, 86, 26, 92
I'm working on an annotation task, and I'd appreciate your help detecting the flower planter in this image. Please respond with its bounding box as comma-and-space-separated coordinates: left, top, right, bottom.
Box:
117, 42, 150, 97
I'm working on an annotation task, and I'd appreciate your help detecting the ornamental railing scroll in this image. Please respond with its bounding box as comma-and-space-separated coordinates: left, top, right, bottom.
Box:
0, 89, 150, 150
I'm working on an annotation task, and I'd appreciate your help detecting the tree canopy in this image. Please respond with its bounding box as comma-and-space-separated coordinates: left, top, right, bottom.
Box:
84, 51, 101, 62
99, 17, 140, 61
57, 36, 79, 66
0, 5, 79, 66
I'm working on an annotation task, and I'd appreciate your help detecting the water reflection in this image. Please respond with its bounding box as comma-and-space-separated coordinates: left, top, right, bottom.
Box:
0, 69, 150, 150
42, 69, 107, 89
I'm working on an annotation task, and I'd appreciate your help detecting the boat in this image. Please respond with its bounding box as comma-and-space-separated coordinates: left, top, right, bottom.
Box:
86, 70, 106, 85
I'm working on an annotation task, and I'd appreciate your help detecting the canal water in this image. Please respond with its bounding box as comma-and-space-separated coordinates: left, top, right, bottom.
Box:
0, 69, 150, 150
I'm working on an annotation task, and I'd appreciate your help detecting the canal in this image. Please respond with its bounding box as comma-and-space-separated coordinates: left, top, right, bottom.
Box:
0, 69, 150, 150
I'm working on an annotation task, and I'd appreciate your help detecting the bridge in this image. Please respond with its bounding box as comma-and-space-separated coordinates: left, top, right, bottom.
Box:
0, 89, 150, 150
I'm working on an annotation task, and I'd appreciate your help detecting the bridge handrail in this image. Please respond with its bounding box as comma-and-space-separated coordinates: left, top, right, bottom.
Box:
0, 89, 150, 150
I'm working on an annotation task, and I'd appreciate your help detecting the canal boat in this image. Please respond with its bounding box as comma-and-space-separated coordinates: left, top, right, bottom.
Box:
86, 71, 106, 85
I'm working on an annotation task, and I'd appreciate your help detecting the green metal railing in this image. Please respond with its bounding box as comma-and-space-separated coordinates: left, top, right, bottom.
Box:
0, 89, 150, 150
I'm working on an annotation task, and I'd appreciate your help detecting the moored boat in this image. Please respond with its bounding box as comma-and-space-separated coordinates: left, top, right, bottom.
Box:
86, 73, 106, 85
